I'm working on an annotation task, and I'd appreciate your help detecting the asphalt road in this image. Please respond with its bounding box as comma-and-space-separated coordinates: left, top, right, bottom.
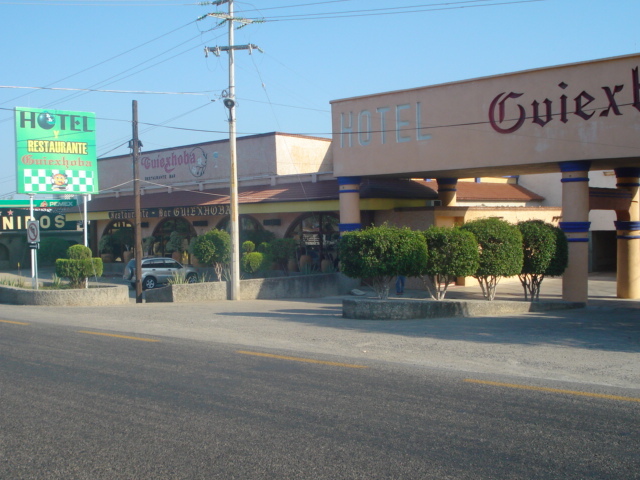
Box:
1, 313, 639, 479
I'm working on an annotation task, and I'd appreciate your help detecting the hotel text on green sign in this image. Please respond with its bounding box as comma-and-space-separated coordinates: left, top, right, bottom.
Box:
15, 107, 99, 195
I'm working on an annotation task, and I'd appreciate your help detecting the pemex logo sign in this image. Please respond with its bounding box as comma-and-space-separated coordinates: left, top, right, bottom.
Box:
15, 107, 99, 195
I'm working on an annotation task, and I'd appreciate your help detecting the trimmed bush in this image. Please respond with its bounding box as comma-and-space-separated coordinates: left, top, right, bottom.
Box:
419, 226, 479, 300
68, 244, 92, 259
55, 245, 103, 288
339, 225, 427, 299
242, 251, 266, 274
242, 240, 256, 253
461, 218, 523, 300
191, 229, 231, 281
518, 220, 568, 301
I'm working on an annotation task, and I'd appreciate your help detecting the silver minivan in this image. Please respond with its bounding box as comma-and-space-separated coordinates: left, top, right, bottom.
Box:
123, 257, 198, 290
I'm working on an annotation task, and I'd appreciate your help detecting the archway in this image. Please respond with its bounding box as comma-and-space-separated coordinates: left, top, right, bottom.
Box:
101, 220, 134, 262
285, 212, 340, 269
151, 217, 196, 259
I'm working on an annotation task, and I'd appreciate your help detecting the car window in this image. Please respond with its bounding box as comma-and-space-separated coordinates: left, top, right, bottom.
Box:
165, 260, 181, 269
144, 260, 164, 269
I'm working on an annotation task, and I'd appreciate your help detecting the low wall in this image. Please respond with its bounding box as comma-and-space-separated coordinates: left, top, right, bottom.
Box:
145, 273, 361, 303
145, 281, 227, 303
0, 283, 130, 306
240, 273, 360, 300
343, 298, 585, 320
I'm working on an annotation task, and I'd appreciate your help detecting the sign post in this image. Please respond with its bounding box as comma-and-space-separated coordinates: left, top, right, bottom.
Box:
27, 196, 39, 289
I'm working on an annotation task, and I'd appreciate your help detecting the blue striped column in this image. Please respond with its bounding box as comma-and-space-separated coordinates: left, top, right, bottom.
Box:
614, 167, 640, 298
436, 178, 458, 207
338, 176, 361, 234
560, 161, 591, 303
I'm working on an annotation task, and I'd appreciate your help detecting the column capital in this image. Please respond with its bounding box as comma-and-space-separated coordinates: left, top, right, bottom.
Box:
614, 221, 640, 231
559, 160, 591, 173
339, 223, 361, 232
614, 167, 640, 178
337, 176, 361, 186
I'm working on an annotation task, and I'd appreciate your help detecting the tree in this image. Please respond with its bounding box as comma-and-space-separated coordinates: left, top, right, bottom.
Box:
461, 218, 523, 301
339, 225, 427, 299
190, 229, 231, 281
517, 220, 568, 301
55, 245, 103, 288
419, 226, 479, 300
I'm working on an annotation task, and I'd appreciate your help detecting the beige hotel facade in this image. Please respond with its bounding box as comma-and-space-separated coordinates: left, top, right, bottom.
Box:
75, 53, 640, 302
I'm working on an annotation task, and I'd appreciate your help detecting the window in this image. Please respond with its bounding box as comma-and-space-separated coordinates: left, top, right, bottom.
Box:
285, 213, 340, 267
216, 215, 273, 245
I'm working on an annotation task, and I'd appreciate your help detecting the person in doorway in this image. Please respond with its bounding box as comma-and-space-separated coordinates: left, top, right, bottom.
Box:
396, 275, 406, 295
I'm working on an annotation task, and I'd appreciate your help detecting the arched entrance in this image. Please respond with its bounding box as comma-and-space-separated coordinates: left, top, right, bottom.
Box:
101, 220, 134, 262
286, 212, 340, 270
151, 217, 196, 260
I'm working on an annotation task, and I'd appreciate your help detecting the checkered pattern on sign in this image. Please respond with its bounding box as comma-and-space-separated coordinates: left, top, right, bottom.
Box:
22, 169, 95, 194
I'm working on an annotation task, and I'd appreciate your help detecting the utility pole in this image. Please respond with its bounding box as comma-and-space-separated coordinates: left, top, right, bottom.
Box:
202, 0, 262, 300
130, 100, 143, 303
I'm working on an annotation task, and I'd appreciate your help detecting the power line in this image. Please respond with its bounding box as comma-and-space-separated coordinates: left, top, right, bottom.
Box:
237, 0, 545, 22
0, 86, 214, 96
0, 20, 196, 108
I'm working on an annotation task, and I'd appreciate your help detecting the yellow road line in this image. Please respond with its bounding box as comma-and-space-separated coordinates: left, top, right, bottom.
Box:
0, 319, 30, 325
464, 379, 640, 403
77, 331, 160, 342
236, 350, 368, 369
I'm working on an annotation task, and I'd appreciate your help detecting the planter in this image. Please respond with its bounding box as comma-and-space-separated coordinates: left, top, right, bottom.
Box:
100, 253, 114, 263
321, 259, 333, 273
172, 251, 182, 262
287, 259, 298, 273
298, 254, 312, 270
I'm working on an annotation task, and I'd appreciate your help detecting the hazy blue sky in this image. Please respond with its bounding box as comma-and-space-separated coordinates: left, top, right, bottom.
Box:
1, 0, 638, 197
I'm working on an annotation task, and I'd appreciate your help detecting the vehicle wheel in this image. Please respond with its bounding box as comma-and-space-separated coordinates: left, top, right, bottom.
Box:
186, 273, 198, 283
143, 277, 157, 290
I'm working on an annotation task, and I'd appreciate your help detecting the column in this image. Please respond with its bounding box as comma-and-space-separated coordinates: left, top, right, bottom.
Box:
436, 178, 458, 207
614, 167, 640, 299
338, 176, 362, 233
559, 161, 591, 303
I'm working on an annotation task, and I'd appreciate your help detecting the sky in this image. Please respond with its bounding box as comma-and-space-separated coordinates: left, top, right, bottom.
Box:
1, 0, 638, 198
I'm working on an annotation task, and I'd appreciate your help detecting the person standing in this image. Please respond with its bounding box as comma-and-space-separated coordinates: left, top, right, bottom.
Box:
396, 275, 406, 295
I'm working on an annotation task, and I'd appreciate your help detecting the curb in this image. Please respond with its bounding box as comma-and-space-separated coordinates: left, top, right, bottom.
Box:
342, 298, 585, 320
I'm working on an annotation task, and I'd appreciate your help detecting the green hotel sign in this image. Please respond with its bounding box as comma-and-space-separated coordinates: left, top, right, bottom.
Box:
15, 107, 99, 195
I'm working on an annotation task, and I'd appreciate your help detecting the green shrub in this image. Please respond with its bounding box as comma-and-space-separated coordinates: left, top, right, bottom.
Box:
242, 251, 266, 274
339, 225, 427, 299
37, 237, 71, 265
191, 229, 231, 281
419, 226, 479, 300
55, 258, 103, 288
242, 229, 276, 247
461, 218, 523, 300
265, 238, 297, 274
242, 240, 256, 253
67, 244, 92, 259
165, 231, 187, 254
518, 220, 568, 301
